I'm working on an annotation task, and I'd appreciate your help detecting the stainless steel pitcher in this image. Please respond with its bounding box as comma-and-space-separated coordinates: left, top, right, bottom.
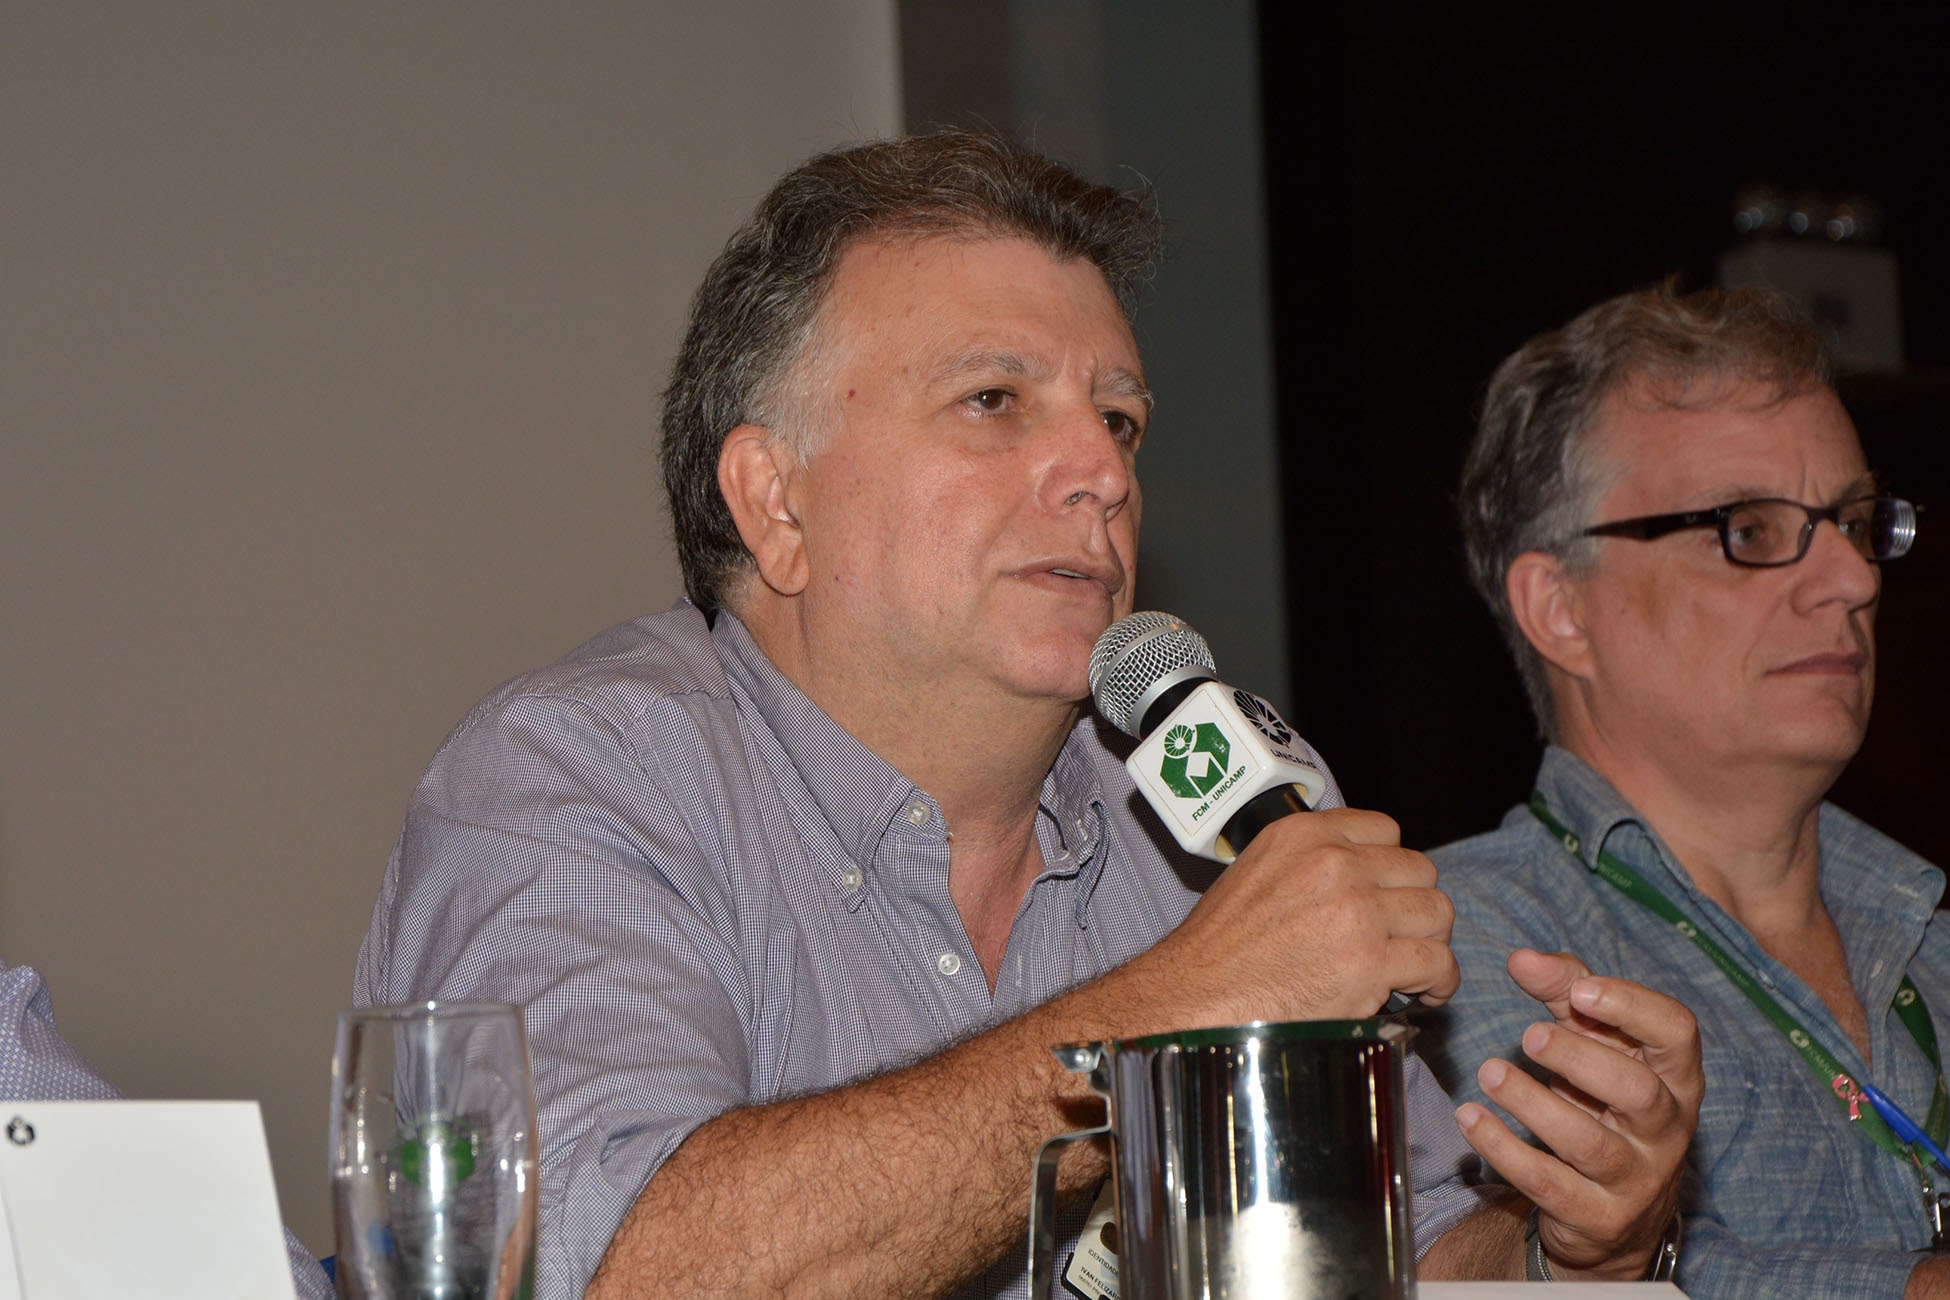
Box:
1029, 1019, 1416, 1300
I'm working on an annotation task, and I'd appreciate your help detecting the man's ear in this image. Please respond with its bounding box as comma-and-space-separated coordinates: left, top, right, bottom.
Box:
718, 425, 810, 597
1506, 550, 1595, 682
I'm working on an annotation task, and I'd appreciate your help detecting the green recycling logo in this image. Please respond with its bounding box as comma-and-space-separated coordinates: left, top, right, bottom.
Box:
1159, 722, 1231, 799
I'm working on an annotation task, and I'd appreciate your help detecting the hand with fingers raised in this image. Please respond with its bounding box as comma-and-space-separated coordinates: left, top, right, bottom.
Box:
1454, 948, 1702, 1281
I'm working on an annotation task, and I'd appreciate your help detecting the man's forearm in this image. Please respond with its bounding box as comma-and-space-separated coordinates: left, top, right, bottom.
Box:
1417, 1195, 1526, 1281
584, 985, 1124, 1300
1905, 1255, 1950, 1298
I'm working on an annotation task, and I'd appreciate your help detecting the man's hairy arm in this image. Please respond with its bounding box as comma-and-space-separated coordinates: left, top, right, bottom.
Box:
1419, 1196, 1528, 1280
1910, 1257, 1950, 1298
589, 982, 1117, 1299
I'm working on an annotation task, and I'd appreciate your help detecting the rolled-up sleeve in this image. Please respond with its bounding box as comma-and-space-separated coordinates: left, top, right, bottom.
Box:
357, 691, 757, 1299
1402, 1048, 1505, 1256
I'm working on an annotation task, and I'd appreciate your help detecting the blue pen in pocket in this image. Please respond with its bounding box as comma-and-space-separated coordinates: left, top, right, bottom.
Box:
1861, 1081, 1950, 1176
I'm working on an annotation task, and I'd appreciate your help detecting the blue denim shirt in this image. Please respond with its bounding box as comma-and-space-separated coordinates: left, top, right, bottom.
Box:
1423, 746, 1950, 1299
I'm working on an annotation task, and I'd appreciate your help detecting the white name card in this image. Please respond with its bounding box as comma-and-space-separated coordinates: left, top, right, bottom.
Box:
1422, 1286, 1688, 1297
0, 1101, 297, 1300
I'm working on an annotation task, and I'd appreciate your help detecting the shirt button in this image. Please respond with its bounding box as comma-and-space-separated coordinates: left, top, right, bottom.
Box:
906, 801, 931, 826
840, 867, 864, 893
936, 952, 962, 977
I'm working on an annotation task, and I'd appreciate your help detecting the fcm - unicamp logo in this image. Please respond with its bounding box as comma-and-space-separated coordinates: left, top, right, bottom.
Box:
1159, 722, 1231, 799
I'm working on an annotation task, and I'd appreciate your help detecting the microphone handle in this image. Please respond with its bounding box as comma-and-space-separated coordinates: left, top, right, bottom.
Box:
1132, 674, 1414, 1014
1214, 756, 1418, 1016
1135, 676, 1211, 738
1214, 784, 1314, 861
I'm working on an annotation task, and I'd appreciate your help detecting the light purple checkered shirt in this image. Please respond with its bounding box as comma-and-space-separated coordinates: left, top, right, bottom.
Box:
357, 602, 1492, 1299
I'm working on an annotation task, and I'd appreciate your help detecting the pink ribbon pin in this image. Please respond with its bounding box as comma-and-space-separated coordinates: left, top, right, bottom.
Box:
1834, 1075, 1866, 1120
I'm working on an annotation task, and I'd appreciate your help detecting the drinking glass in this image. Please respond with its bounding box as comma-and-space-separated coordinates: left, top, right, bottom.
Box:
331, 1002, 539, 1300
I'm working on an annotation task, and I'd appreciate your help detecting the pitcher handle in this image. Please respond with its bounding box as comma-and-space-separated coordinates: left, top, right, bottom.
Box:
1029, 1123, 1110, 1300
1028, 1043, 1110, 1300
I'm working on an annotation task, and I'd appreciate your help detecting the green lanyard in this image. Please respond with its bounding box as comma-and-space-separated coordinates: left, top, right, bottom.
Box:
1530, 793, 1948, 1166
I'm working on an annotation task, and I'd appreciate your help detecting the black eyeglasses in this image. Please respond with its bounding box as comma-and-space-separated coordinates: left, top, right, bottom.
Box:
1579, 495, 1919, 567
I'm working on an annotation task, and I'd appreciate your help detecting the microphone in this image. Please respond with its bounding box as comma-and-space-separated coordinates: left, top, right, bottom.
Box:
1090, 611, 1328, 865
1094, 611, 1416, 1013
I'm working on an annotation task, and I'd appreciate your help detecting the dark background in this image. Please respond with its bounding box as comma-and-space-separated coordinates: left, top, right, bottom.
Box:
1260, 3, 1950, 863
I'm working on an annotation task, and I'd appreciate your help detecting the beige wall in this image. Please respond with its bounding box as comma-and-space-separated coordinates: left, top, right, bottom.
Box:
0, 1, 898, 1252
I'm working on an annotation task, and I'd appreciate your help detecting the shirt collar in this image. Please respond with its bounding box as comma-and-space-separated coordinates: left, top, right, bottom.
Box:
710, 610, 1108, 876
1040, 720, 1110, 882
1816, 802, 1946, 950
712, 611, 922, 869
1527, 745, 1695, 897
1530, 744, 1945, 929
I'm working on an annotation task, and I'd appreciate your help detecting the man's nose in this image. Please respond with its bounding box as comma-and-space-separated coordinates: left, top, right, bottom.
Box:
1798, 516, 1882, 606
1045, 405, 1134, 516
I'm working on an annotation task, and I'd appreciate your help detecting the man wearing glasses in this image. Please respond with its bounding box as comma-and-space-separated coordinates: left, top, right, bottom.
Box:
1424, 281, 1945, 1297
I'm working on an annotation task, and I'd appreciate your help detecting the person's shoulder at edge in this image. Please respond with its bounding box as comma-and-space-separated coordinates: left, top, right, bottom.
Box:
0, 959, 121, 1102
1420, 763, 1591, 1103
361, 601, 746, 1004
1817, 799, 1944, 884
398, 600, 746, 825
436, 600, 733, 743
1, 959, 336, 1300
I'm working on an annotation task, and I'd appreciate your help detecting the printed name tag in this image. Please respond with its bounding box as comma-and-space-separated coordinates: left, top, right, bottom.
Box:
1062, 1179, 1120, 1300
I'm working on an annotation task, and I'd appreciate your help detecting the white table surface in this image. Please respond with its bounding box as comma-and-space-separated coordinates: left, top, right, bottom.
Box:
1422, 1285, 1687, 1298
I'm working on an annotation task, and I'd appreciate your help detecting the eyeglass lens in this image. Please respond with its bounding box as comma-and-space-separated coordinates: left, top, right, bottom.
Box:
1724, 498, 1911, 565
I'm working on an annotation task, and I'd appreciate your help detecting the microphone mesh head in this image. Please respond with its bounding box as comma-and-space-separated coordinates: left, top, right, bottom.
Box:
1089, 611, 1216, 735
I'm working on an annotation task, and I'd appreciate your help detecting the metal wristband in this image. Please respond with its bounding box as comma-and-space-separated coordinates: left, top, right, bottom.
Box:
1523, 1207, 1553, 1282
1526, 1208, 1682, 1283
1647, 1212, 1682, 1282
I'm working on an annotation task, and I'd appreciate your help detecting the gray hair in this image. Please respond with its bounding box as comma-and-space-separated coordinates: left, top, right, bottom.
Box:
660, 129, 1164, 613
1459, 281, 1835, 738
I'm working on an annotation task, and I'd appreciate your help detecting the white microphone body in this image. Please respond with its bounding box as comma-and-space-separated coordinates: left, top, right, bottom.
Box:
1125, 680, 1326, 863
1090, 611, 1327, 865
